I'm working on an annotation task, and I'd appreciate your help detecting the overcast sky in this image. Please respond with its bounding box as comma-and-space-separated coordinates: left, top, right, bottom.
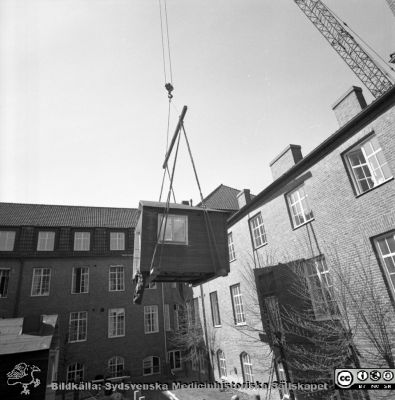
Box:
1, 0, 394, 208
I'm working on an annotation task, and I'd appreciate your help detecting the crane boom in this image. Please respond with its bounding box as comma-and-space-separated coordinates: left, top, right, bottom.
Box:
294, 0, 393, 98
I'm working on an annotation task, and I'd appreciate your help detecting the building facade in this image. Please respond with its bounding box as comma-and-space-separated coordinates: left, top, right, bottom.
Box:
194, 86, 395, 400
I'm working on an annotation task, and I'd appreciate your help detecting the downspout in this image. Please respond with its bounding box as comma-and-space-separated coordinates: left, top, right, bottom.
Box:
161, 283, 168, 374
199, 284, 214, 381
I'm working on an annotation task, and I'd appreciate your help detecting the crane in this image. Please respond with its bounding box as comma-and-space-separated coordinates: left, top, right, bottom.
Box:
294, 0, 393, 98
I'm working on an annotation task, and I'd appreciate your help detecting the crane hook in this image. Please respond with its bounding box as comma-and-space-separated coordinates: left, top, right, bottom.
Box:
165, 83, 174, 99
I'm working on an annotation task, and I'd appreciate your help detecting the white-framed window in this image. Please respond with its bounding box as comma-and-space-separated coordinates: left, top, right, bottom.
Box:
31, 268, 51, 296
74, 232, 90, 251
241, 352, 253, 383
110, 232, 125, 251
108, 308, 125, 338
108, 356, 125, 378
168, 350, 182, 371
71, 267, 89, 294
144, 305, 159, 334
66, 362, 84, 383
345, 135, 392, 195
158, 214, 188, 244
148, 282, 157, 289
249, 213, 267, 248
37, 231, 55, 251
142, 356, 160, 376
304, 257, 337, 319
287, 185, 314, 228
0, 231, 16, 251
109, 266, 125, 291
217, 350, 227, 378
174, 304, 180, 331
164, 304, 171, 331
375, 231, 395, 294
68, 311, 87, 342
210, 291, 221, 326
0, 269, 10, 298
230, 284, 246, 325
228, 232, 236, 261
277, 361, 290, 399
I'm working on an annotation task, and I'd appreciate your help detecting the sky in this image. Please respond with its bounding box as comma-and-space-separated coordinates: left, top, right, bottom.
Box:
0, 0, 394, 209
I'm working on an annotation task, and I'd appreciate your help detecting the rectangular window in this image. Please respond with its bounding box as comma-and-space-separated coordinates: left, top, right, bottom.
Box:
72, 267, 89, 294
304, 257, 337, 319
73, 232, 90, 251
287, 185, 314, 228
0, 231, 16, 251
210, 291, 221, 326
110, 232, 125, 250
164, 304, 171, 331
249, 213, 267, 248
108, 308, 125, 338
241, 352, 253, 382
67, 363, 84, 383
31, 268, 51, 296
144, 305, 159, 334
68, 311, 87, 342
143, 356, 160, 376
345, 136, 392, 195
168, 350, 182, 371
158, 214, 188, 244
375, 231, 395, 294
0, 269, 10, 298
228, 232, 236, 261
230, 284, 246, 325
109, 266, 125, 291
37, 231, 55, 251
277, 362, 290, 399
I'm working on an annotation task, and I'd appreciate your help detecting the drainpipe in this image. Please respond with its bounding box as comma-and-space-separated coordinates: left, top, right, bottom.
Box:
199, 284, 214, 381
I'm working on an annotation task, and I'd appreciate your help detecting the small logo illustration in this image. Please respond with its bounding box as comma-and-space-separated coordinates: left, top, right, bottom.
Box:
336, 370, 354, 388
370, 370, 381, 381
383, 370, 394, 381
6, 362, 41, 395
357, 370, 368, 381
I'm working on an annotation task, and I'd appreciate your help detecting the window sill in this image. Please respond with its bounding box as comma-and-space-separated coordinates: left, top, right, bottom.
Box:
144, 331, 160, 335
213, 324, 222, 328
292, 218, 314, 231
254, 242, 268, 251
108, 335, 126, 339
68, 339, 87, 344
31, 294, 50, 297
355, 177, 394, 198
229, 258, 236, 263
235, 322, 247, 327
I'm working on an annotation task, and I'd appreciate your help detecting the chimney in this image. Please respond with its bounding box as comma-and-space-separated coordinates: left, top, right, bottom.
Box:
332, 86, 367, 127
237, 189, 251, 209
270, 144, 303, 180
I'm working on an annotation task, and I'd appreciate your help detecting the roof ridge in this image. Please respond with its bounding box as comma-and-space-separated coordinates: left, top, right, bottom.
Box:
0, 202, 138, 211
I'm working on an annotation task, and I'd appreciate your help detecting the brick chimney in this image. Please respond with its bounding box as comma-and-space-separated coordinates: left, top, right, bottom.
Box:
332, 86, 367, 127
236, 189, 251, 209
270, 144, 303, 180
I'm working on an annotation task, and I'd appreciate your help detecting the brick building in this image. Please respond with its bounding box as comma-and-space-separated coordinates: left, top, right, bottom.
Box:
194, 86, 395, 400
0, 203, 186, 397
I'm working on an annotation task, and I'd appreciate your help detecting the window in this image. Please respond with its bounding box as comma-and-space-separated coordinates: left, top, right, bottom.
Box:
230, 284, 246, 325
0, 231, 16, 251
148, 282, 157, 289
164, 304, 171, 331
31, 268, 51, 296
174, 304, 180, 331
0, 269, 10, 298
110, 232, 125, 251
171, 282, 177, 288
109, 266, 125, 291
345, 136, 392, 195
144, 305, 159, 334
108, 308, 125, 338
71, 267, 89, 294
108, 356, 125, 378
74, 232, 90, 251
217, 350, 227, 378
168, 350, 182, 371
287, 185, 314, 228
69, 311, 87, 342
142, 356, 160, 376
158, 214, 188, 244
375, 231, 395, 294
304, 257, 337, 319
249, 213, 267, 248
37, 231, 55, 251
67, 363, 84, 383
210, 291, 221, 326
241, 352, 253, 383
228, 232, 236, 261
277, 362, 290, 399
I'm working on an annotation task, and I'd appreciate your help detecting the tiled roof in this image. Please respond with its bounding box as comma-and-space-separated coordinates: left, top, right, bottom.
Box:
0, 202, 139, 228
198, 184, 242, 211
139, 200, 228, 213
